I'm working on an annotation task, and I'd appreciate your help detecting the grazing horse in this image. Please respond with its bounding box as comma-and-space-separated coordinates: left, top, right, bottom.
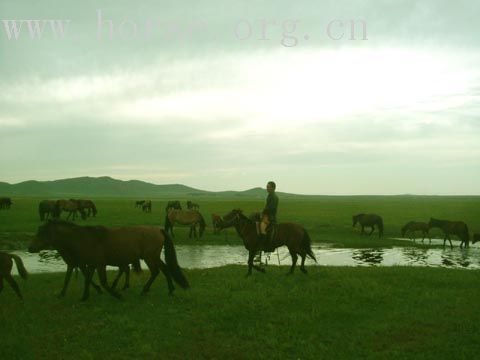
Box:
56, 199, 86, 221
222, 209, 317, 276
401, 221, 431, 244
0, 197, 12, 209
142, 200, 152, 213
39, 200, 60, 221
71, 199, 97, 217
165, 209, 206, 239
135, 200, 146, 208
28, 220, 189, 301
187, 200, 200, 210
352, 213, 384, 238
428, 218, 469, 249
165, 200, 182, 212
0, 251, 28, 299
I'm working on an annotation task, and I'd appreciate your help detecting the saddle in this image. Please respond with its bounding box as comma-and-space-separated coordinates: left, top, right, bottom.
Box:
256, 222, 277, 252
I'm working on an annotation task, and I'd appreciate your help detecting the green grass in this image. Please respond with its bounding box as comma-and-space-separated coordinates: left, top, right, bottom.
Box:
1, 266, 480, 359
1, 196, 479, 249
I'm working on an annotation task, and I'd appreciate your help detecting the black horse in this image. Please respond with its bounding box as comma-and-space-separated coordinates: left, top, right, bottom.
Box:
165, 200, 182, 212
0, 197, 12, 209
352, 213, 384, 238
428, 218, 469, 249
39, 200, 60, 221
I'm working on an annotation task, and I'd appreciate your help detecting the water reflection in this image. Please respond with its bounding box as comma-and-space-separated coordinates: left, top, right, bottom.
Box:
9, 245, 480, 274
352, 249, 384, 266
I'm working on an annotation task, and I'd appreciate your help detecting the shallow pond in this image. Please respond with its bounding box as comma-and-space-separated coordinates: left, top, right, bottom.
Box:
10, 243, 480, 274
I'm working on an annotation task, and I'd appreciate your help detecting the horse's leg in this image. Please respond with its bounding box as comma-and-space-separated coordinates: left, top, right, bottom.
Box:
300, 252, 308, 274
246, 251, 256, 276
59, 265, 75, 297
111, 267, 124, 290
288, 249, 298, 275
0, 276, 3, 294
5, 274, 22, 299
158, 259, 175, 295
81, 266, 95, 301
141, 258, 160, 294
122, 265, 130, 290
369, 226, 375, 236
96, 266, 122, 299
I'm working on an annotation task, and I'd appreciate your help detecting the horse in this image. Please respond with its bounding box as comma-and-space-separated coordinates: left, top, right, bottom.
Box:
71, 199, 97, 217
39, 200, 60, 221
222, 209, 316, 276
187, 200, 200, 210
165, 209, 206, 239
211, 213, 224, 235
428, 218, 469, 249
0, 251, 28, 299
28, 220, 189, 301
165, 200, 182, 212
401, 221, 431, 244
0, 197, 12, 209
135, 200, 146, 208
56, 199, 87, 221
352, 213, 384, 238
473, 234, 480, 244
142, 200, 152, 213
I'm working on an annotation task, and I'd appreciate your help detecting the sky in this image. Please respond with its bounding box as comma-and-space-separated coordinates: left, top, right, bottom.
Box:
1, 0, 479, 195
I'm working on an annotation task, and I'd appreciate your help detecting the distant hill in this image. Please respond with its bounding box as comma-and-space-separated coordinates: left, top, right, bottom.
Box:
0, 176, 301, 199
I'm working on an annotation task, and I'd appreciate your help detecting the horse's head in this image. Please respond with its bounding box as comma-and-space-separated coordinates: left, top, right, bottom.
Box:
29, 221, 59, 253
221, 209, 244, 228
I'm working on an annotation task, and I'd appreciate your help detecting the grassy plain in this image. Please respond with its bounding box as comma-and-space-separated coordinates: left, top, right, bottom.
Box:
1, 266, 480, 359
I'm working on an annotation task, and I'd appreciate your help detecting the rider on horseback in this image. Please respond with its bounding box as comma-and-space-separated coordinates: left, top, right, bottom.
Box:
260, 181, 279, 252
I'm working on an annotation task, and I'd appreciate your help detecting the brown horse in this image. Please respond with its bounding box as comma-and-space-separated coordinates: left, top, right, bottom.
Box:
352, 213, 384, 237
165, 209, 206, 239
428, 218, 469, 249
401, 221, 431, 244
222, 209, 316, 276
0, 251, 28, 299
142, 200, 152, 213
29, 220, 189, 301
56, 199, 86, 221
39, 200, 60, 221
71, 199, 97, 217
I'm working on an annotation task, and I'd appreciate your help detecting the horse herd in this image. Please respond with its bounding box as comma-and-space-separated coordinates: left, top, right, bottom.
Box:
0, 199, 479, 302
352, 213, 472, 249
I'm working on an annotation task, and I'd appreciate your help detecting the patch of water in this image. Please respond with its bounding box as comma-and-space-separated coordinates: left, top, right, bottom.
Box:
10, 244, 480, 274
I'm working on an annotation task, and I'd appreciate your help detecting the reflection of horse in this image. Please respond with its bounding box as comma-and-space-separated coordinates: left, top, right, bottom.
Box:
428, 218, 469, 249
56, 200, 86, 221
0, 197, 12, 209
165, 209, 206, 239
222, 209, 316, 276
352, 214, 384, 237
71, 199, 97, 217
0, 251, 27, 299
29, 220, 189, 301
142, 200, 152, 213
352, 249, 384, 266
187, 201, 199, 210
401, 221, 430, 244
39, 200, 59, 221
165, 200, 182, 212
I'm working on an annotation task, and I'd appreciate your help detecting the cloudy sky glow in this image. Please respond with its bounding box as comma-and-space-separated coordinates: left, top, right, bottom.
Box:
1, 0, 479, 194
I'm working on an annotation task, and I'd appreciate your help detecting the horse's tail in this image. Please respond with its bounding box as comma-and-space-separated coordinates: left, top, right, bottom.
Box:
164, 212, 171, 234
302, 229, 317, 262
10, 254, 28, 279
162, 229, 189, 289
198, 213, 206, 237
378, 217, 384, 238
132, 259, 142, 273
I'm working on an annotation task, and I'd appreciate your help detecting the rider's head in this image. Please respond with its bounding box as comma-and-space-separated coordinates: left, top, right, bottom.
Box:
266, 181, 276, 193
